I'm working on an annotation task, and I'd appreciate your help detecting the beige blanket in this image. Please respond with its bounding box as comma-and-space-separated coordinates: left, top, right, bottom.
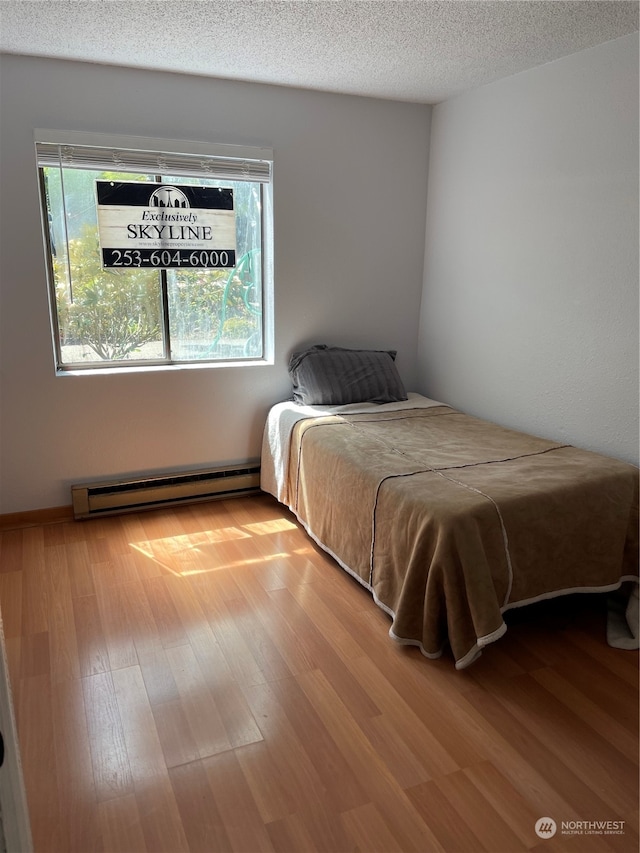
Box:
262, 399, 639, 668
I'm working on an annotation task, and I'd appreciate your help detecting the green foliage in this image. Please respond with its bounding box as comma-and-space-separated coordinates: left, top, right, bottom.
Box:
54, 225, 161, 360
167, 269, 227, 340
222, 314, 260, 340
54, 226, 262, 362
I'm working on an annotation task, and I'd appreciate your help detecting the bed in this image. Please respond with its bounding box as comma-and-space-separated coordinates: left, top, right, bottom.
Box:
261, 346, 639, 668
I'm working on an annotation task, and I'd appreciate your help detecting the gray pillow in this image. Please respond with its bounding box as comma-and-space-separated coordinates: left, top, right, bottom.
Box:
288, 345, 408, 405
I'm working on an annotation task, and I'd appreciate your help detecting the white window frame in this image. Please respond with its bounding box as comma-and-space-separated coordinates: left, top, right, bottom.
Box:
35, 130, 274, 374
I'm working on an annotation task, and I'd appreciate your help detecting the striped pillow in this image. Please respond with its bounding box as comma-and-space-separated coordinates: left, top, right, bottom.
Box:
288, 345, 408, 405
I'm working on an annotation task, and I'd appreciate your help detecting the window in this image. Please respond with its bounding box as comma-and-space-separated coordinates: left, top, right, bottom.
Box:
36, 131, 273, 371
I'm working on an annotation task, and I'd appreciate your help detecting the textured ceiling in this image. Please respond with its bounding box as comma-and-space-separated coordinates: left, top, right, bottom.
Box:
0, 1, 638, 104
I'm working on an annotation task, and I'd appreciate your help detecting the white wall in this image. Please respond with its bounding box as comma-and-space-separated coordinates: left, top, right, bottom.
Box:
418, 34, 639, 465
0, 56, 431, 512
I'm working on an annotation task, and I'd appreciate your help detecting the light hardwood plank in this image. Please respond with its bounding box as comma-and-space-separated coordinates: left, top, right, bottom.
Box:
341, 801, 435, 853
0, 569, 23, 639
92, 551, 140, 591
82, 670, 134, 802
347, 654, 460, 778
234, 740, 297, 824
0, 528, 24, 573
194, 580, 273, 688
181, 633, 264, 749
168, 761, 232, 853
111, 665, 190, 853
405, 780, 485, 853
459, 680, 629, 824
120, 577, 165, 661
137, 647, 181, 706
143, 575, 190, 649
241, 679, 332, 811
266, 803, 356, 853
44, 544, 81, 682
358, 712, 434, 789
287, 578, 369, 662
564, 624, 640, 688
151, 699, 200, 769
98, 794, 146, 853
21, 527, 48, 636
297, 667, 447, 853
93, 569, 139, 670
201, 750, 275, 853
51, 679, 102, 852
64, 538, 96, 599
531, 665, 639, 760
16, 674, 61, 853
249, 672, 369, 815
482, 671, 638, 818
221, 588, 296, 682
120, 513, 165, 580
165, 642, 233, 758
344, 612, 490, 768
72, 593, 111, 677
509, 627, 639, 731
431, 768, 526, 851
2, 502, 637, 853
20, 631, 49, 679
462, 760, 544, 849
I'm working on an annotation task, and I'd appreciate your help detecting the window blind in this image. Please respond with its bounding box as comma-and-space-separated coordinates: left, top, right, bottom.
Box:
35, 131, 272, 183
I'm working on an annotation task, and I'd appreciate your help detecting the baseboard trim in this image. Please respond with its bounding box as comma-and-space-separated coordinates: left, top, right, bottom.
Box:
0, 505, 74, 531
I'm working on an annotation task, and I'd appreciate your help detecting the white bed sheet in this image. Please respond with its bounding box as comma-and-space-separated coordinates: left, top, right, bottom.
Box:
260, 392, 444, 504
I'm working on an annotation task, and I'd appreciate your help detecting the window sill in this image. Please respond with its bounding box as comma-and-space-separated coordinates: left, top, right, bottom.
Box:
55, 357, 274, 376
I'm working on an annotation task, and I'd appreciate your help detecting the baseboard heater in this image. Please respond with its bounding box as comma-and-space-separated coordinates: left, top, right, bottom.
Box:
71, 462, 261, 520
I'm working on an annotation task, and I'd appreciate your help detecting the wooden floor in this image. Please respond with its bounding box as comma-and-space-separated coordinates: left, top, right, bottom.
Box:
0, 494, 637, 853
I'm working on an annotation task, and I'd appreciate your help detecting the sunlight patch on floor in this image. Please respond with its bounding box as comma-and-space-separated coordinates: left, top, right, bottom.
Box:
128, 520, 297, 576
240, 518, 298, 535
